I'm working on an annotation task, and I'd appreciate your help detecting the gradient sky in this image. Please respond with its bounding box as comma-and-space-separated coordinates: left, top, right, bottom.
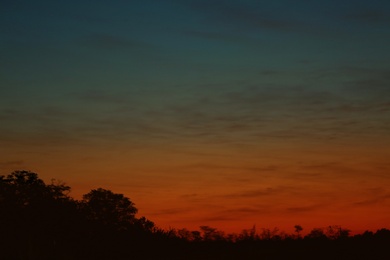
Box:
1, 0, 390, 234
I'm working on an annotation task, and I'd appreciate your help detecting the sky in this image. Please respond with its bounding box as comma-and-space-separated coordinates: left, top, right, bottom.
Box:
1, 0, 390, 234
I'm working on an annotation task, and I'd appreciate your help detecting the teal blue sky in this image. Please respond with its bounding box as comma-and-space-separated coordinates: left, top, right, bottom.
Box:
2, 0, 390, 146
1, 0, 390, 232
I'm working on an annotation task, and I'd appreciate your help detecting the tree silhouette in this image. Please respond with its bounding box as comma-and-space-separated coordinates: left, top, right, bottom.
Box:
0, 170, 70, 206
82, 188, 137, 230
325, 225, 350, 239
305, 227, 327, 240
199, 226, 225, 241
294, 225, 303, 239
0, 170, 73, 222
239, 225, 257, 241
0, 171, 78, 259
135, 216, 156, 232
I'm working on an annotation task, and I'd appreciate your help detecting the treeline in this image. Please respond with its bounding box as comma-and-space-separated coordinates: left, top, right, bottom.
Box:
1, 171, 389, 260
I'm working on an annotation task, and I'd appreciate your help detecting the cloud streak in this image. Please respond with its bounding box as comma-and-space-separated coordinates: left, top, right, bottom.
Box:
0, 160, 24, 170
344, 9, 390, 24
187, 0, 309, 33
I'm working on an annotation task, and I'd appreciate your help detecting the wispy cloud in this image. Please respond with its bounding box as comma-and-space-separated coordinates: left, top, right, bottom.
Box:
76, 89, 135, 104
187, 0, 303, 32
148, 207, 193, 217
352, 187, 390, 206
3, 62, 389, 150
9, 59, 389, 149
179, 0, 347, 40
183, 30, 263, 47
84, 33, 154, 51
344, 9, 390, 24
0, 160, 24, 170
222, 187, 285, 199
286, 204, 323, 213
180, 163, 278, 173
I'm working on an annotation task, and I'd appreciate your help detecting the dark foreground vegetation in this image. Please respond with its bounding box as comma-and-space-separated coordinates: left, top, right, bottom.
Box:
1, 171, 390, 259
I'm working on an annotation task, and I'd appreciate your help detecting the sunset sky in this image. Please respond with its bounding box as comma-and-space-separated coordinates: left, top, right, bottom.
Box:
1, 0, 390, 234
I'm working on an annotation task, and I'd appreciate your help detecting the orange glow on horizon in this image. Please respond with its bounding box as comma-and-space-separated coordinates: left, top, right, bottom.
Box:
2, 134, 389, 235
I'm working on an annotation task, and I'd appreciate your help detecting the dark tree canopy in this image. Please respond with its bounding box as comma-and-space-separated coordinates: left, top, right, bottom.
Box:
82, 187, 138, 229
0, 170, 71, 212
0, 171, 152, 259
